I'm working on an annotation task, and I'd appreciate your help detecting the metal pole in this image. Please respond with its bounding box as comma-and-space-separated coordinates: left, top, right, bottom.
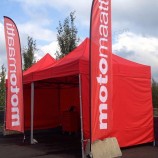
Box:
153, 140, 156, 147
79, 74, 84, 158
31, 82, 34, 144
3, 84, 7, 135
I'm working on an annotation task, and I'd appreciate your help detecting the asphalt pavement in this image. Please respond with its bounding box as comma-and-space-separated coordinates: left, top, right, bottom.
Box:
0, 131, 158, 158
0, 130, 82, 158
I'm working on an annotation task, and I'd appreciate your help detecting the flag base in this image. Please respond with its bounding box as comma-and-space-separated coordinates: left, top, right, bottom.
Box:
91, 137, 122, 158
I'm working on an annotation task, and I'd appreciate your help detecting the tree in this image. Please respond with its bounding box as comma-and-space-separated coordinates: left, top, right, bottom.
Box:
56, 11, 79, 59
152, 79, 158, 108
23, 36, 37, 70
0, 65, 6, 109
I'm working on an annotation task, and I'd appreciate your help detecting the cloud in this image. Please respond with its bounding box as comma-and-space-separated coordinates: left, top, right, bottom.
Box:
12, 0, 92, 59
112, 0, 158, 37
10, 0, 91, 53
113, 32, 158, 81
12, 0, 92, 36
18, 22, 57, 42
0, 22, 7, 68
38, 41, 59, 59
12, 0, 92, 27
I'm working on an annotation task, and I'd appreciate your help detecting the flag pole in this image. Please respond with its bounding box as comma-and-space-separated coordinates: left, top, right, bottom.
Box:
89, 0, 95, 152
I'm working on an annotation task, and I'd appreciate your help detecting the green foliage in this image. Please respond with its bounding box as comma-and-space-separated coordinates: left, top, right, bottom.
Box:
23, 36, 37, 70
0, 65, 6, 109
152, 79, 158, 108
56, 11, 79, 59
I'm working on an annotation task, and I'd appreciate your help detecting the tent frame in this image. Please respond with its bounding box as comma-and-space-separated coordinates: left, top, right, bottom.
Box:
79, 74, 84, 158
29, 75, 85, 157
30, 82, 34, 144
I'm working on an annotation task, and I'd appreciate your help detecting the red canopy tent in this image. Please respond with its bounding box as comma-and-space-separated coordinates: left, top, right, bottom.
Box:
23, 38, 154, 148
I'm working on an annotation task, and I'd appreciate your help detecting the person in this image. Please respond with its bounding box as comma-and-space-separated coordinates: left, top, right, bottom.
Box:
68, 105, 75, 112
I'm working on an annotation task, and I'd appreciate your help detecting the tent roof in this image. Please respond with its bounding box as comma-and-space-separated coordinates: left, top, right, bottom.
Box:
23, 53, 56, 83
112, 53, 150, 78
23, 38, 151, 84
23, 53, 56, 76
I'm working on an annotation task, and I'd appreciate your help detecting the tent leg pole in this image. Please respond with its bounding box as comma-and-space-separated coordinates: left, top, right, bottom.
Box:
31, 82, 34, 144
79, 74, 84, 158
153, 140, 156, 147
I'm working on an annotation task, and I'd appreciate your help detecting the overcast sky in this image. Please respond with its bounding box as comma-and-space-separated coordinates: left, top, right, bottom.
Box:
0, 0, 158, 81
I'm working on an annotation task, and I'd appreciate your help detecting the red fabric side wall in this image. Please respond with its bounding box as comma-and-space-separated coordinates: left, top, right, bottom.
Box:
81, 73, 153, 147
111, 75, 154, 147
24, 86, 60, 130
60, 87, 80, 132
60, 87, 80, 113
